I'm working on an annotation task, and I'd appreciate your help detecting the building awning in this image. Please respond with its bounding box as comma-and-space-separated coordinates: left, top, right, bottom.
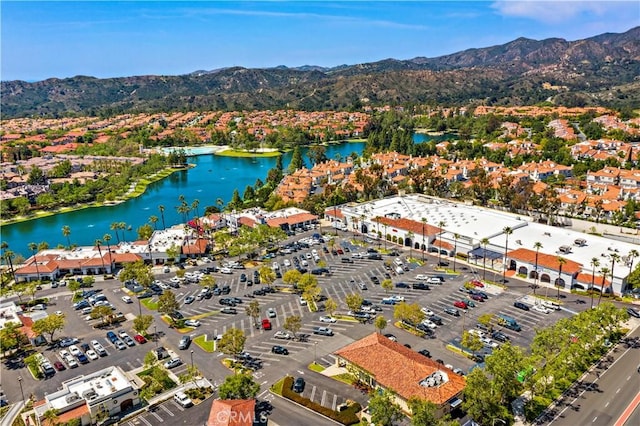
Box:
468, 247, 503, 260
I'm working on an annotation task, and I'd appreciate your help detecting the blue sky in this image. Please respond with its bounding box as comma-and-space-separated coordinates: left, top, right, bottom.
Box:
1, 1, 637, 82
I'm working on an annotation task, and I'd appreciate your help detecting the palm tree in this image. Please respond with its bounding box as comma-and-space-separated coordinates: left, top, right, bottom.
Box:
420, 217, 428, 262
61, 225, 71, 248
480, 238, 490, 281
95, 239, 106, 274
158, 205, 166, 230
437, 221, 446, 267
556, 257, 567, 300
191, 199, 200, 219
41, 408, 59, 426
628, 249, 639, 278
502, 226, 513, 284
28, 242, 41, 281
103, 234, 113, 268
590, 257, 600, 309
597, 267, 610, 306
118, 222, 127, 242
609, 253, 620, 297
110, 222, 120, 243
149, 215, 159, 231
452, 233, 459, 272
533, 242, 542, 294
1, 242, 16, 284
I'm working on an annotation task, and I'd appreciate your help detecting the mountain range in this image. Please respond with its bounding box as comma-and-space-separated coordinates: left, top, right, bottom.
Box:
2, 26, 639, 118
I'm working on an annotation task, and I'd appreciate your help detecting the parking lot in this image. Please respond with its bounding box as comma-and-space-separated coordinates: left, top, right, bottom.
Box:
1, 229, 588, 424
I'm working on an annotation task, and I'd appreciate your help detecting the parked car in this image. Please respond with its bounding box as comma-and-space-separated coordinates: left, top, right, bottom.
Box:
86, 350, 99, 360
313, 327, 334, 336
164, 358, 182, 369
267, 308, 277, 318
444, 307, 460, 316
134, 334, 147, 344
453, 301, 468, 309
184, 296, 195, 305
262, 319, 272, 330
274, 331, 294, 340
91, 340, 107, 356
53, 361, 66, 371
179, 335, 191, 350
292, 377, 305, 393
121, 296, 133, 304
174, 391, 193, 408
627, 307, 640, 318
384, 333, 397, 342
418, 349, 431, 358
221, 307, 238, 314
115, 340, 127, 350
271, 345, 289, 355
59, 337, 79, 347
395, 282, 410, 288
514, 301, 530, 311
319, 316, 336, 323
185, 319, 201, 327
412, 282, 430, 290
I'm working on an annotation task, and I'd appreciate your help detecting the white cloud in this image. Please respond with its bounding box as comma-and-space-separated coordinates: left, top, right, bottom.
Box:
490, 1, 627, 23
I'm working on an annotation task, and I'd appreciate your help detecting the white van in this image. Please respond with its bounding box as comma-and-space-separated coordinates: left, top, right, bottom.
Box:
394, 258, 404, 267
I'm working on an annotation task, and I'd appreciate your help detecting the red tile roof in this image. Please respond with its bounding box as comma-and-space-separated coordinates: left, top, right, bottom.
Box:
207, 399, 255, 426
507, 248, 582, 274
375, 217, 441, 237
335, 333, 465, 405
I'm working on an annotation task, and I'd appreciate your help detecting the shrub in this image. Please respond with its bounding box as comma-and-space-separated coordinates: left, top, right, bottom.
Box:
281, 376, 361, 425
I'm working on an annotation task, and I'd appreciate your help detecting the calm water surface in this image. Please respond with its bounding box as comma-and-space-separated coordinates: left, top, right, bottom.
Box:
2, 143, 365, 257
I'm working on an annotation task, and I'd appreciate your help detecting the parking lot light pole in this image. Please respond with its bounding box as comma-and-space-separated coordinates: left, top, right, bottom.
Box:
190, 350, 194, 369
314, 342, 317, 365
17, 376, 25, 403
154, 326, 158, 348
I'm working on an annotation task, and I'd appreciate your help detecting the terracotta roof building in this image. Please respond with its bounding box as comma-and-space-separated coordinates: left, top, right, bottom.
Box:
207, 399, 256, 426
335, 333, 465, 417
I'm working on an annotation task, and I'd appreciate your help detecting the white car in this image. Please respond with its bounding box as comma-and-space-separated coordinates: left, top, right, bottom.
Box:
533, 304, 551, 314
480, 337, 499, 348
118, 330, 130, 339
170, 276, 182, 283
299, 297, 307, 306
185, 319, 201, 327
91, 340, 106, 353
274, 331, 294, 339
468, 329, 486, 338
311, 249, 318, 256
319, 316, 337, 323
420, 307, 434, 316
283, 259, 291, 267
426, 277, 443, 285
65, 355, 78, 368
59, 350, 71, 359
164, 358, 182, 369
415, 274, 429, 281
174, 391, 193, 408
272, 261, 280, 270
220, 267, 232, 274
420, 319, 437, 329
68, 345, 81, 356
390, 295, 405, 302
121, 296, 133, 304
86, 350, 99, 360
542, 301, 561, 311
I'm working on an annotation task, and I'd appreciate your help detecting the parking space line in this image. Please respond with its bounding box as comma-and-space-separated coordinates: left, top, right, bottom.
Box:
332, 394, 337, 410
170, 400, 185, 411
310, 386, 316, 402
159, 404, 174, 417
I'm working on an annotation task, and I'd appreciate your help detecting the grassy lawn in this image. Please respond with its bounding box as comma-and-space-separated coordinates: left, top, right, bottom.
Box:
193, 334, 215, 353
270, 377, 286, 395
216, 149, 281, 158
333, 315, 360, 323
140, 298, 158, 310
332, 373, 355, 385
308, 362, 325, 373
189, 311, 217, 320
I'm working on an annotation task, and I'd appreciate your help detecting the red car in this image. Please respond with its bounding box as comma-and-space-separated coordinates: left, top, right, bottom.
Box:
470, 280, 484, 288
453, 301, 468, 309
53, 361, 66, 371
133, 334, 147, 344
262, 319, 272, 330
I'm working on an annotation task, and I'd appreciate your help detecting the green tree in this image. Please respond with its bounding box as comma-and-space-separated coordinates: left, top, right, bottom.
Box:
374, 316, 388, 334
91, 305, 114, 324
282, 269, 302, 286
461, 331, 484, 352
178, 365, 201, 388
245, 300, 261, 328
463, 368, 512, 426
283, 315, 302, 339
381, 279, 393, 293
157, 291, 180, 323
137, 223, 154, 240
368, 388, 403, 426
119, 260, 153, 288
218, 328, 246, 359
324, 297, 338, 317
144, 351, 158, 368
218, 373, 260, 399
62, 225, 72, 248
41, 408, 60, 426
259, 266, 276, 287
345, 293, 363, 312
0, 321, 27, 353
288, 145, 304, 172
32, 314, 66, 343
133, 314, 154, 336
409, 398, 455, 426
393, 302, 425, 325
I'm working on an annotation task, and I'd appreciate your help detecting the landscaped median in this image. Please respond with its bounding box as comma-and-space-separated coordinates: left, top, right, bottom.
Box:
193, 334, 215, 353
270, 376, 362, 425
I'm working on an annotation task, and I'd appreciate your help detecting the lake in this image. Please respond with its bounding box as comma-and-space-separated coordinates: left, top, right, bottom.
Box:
1, 142, 365, 258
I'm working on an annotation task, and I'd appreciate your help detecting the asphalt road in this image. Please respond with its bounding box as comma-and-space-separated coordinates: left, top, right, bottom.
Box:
541, 326, 640, 426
